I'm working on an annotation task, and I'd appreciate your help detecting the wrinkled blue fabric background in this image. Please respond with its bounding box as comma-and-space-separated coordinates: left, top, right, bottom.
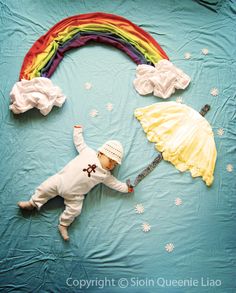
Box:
0, 0, 236, 292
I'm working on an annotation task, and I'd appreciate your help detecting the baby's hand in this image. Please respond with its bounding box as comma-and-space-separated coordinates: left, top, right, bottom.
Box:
126, 179, 134, 193
74, 125, 82, 128
128, 186, 134, 193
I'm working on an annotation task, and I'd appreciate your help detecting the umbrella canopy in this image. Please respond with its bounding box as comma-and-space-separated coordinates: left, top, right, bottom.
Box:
134, 102, 217, 186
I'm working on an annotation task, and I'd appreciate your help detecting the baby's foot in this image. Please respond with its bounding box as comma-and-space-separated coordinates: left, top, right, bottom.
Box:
58, 224, 70, 241
18, 201, 35, 210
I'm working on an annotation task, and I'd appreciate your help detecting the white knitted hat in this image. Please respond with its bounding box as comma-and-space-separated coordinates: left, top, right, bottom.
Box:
98, 140, 124, 164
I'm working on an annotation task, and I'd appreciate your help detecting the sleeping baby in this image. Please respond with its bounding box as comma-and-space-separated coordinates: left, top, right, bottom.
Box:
18, 125, 133, 241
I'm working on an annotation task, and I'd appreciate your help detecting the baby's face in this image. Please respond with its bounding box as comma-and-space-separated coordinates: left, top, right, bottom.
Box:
98, 153, 118, 171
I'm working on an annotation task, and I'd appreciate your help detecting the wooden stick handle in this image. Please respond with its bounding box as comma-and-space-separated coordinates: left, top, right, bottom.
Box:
200, 104, 210, 116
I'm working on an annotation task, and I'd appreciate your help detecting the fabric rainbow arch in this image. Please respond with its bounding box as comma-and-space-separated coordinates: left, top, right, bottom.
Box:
19, 12, 169, 80
11, 12, 190, 116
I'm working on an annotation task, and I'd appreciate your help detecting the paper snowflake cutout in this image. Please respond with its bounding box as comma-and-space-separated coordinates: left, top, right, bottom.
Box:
84, 82, 92, 90
201, 48, 209, 55
217, 128, 224, 136
175, 198, 182, 206
141, 222, 151, 232
135, 204, 144, 214
89, 109, 98, 117
165, 243, 175, 253
106, 103, 113, 111
184, 52, 191, 60
210, 88, 219, 96
226, 164, 233, 172
176, 97, 184, 104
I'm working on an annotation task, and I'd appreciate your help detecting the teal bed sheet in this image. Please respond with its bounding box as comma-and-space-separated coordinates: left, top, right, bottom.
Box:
0, 0, 236, 292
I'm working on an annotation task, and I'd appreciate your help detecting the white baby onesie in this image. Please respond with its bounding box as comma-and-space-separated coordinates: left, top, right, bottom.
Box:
30, 127, 128, 226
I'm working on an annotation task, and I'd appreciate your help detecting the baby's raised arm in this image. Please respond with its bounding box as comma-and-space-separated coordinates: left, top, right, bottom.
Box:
73, 125, 88, 153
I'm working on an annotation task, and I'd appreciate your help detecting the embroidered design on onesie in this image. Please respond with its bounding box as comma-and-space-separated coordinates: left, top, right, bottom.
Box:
83, 164, 97, 177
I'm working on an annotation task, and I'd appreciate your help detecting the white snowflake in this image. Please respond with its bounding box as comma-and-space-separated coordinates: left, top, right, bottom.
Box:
217, 128, 224, 136
175, 198, 182, 206
226, 164, 233, 172
184, 52, 191, 60
141, 222, 151, 232
106, 103, 113, 111
84, 82, 92, 90
210, 88, 219, 96
89, 109, 98, 117
176, 97, 184, 104
135, 204, 144, 214
201, 48, 209, 55
165, 243, 175, 253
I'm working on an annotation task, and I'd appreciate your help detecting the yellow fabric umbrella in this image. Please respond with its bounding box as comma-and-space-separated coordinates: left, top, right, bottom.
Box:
134, 102, 217, 186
